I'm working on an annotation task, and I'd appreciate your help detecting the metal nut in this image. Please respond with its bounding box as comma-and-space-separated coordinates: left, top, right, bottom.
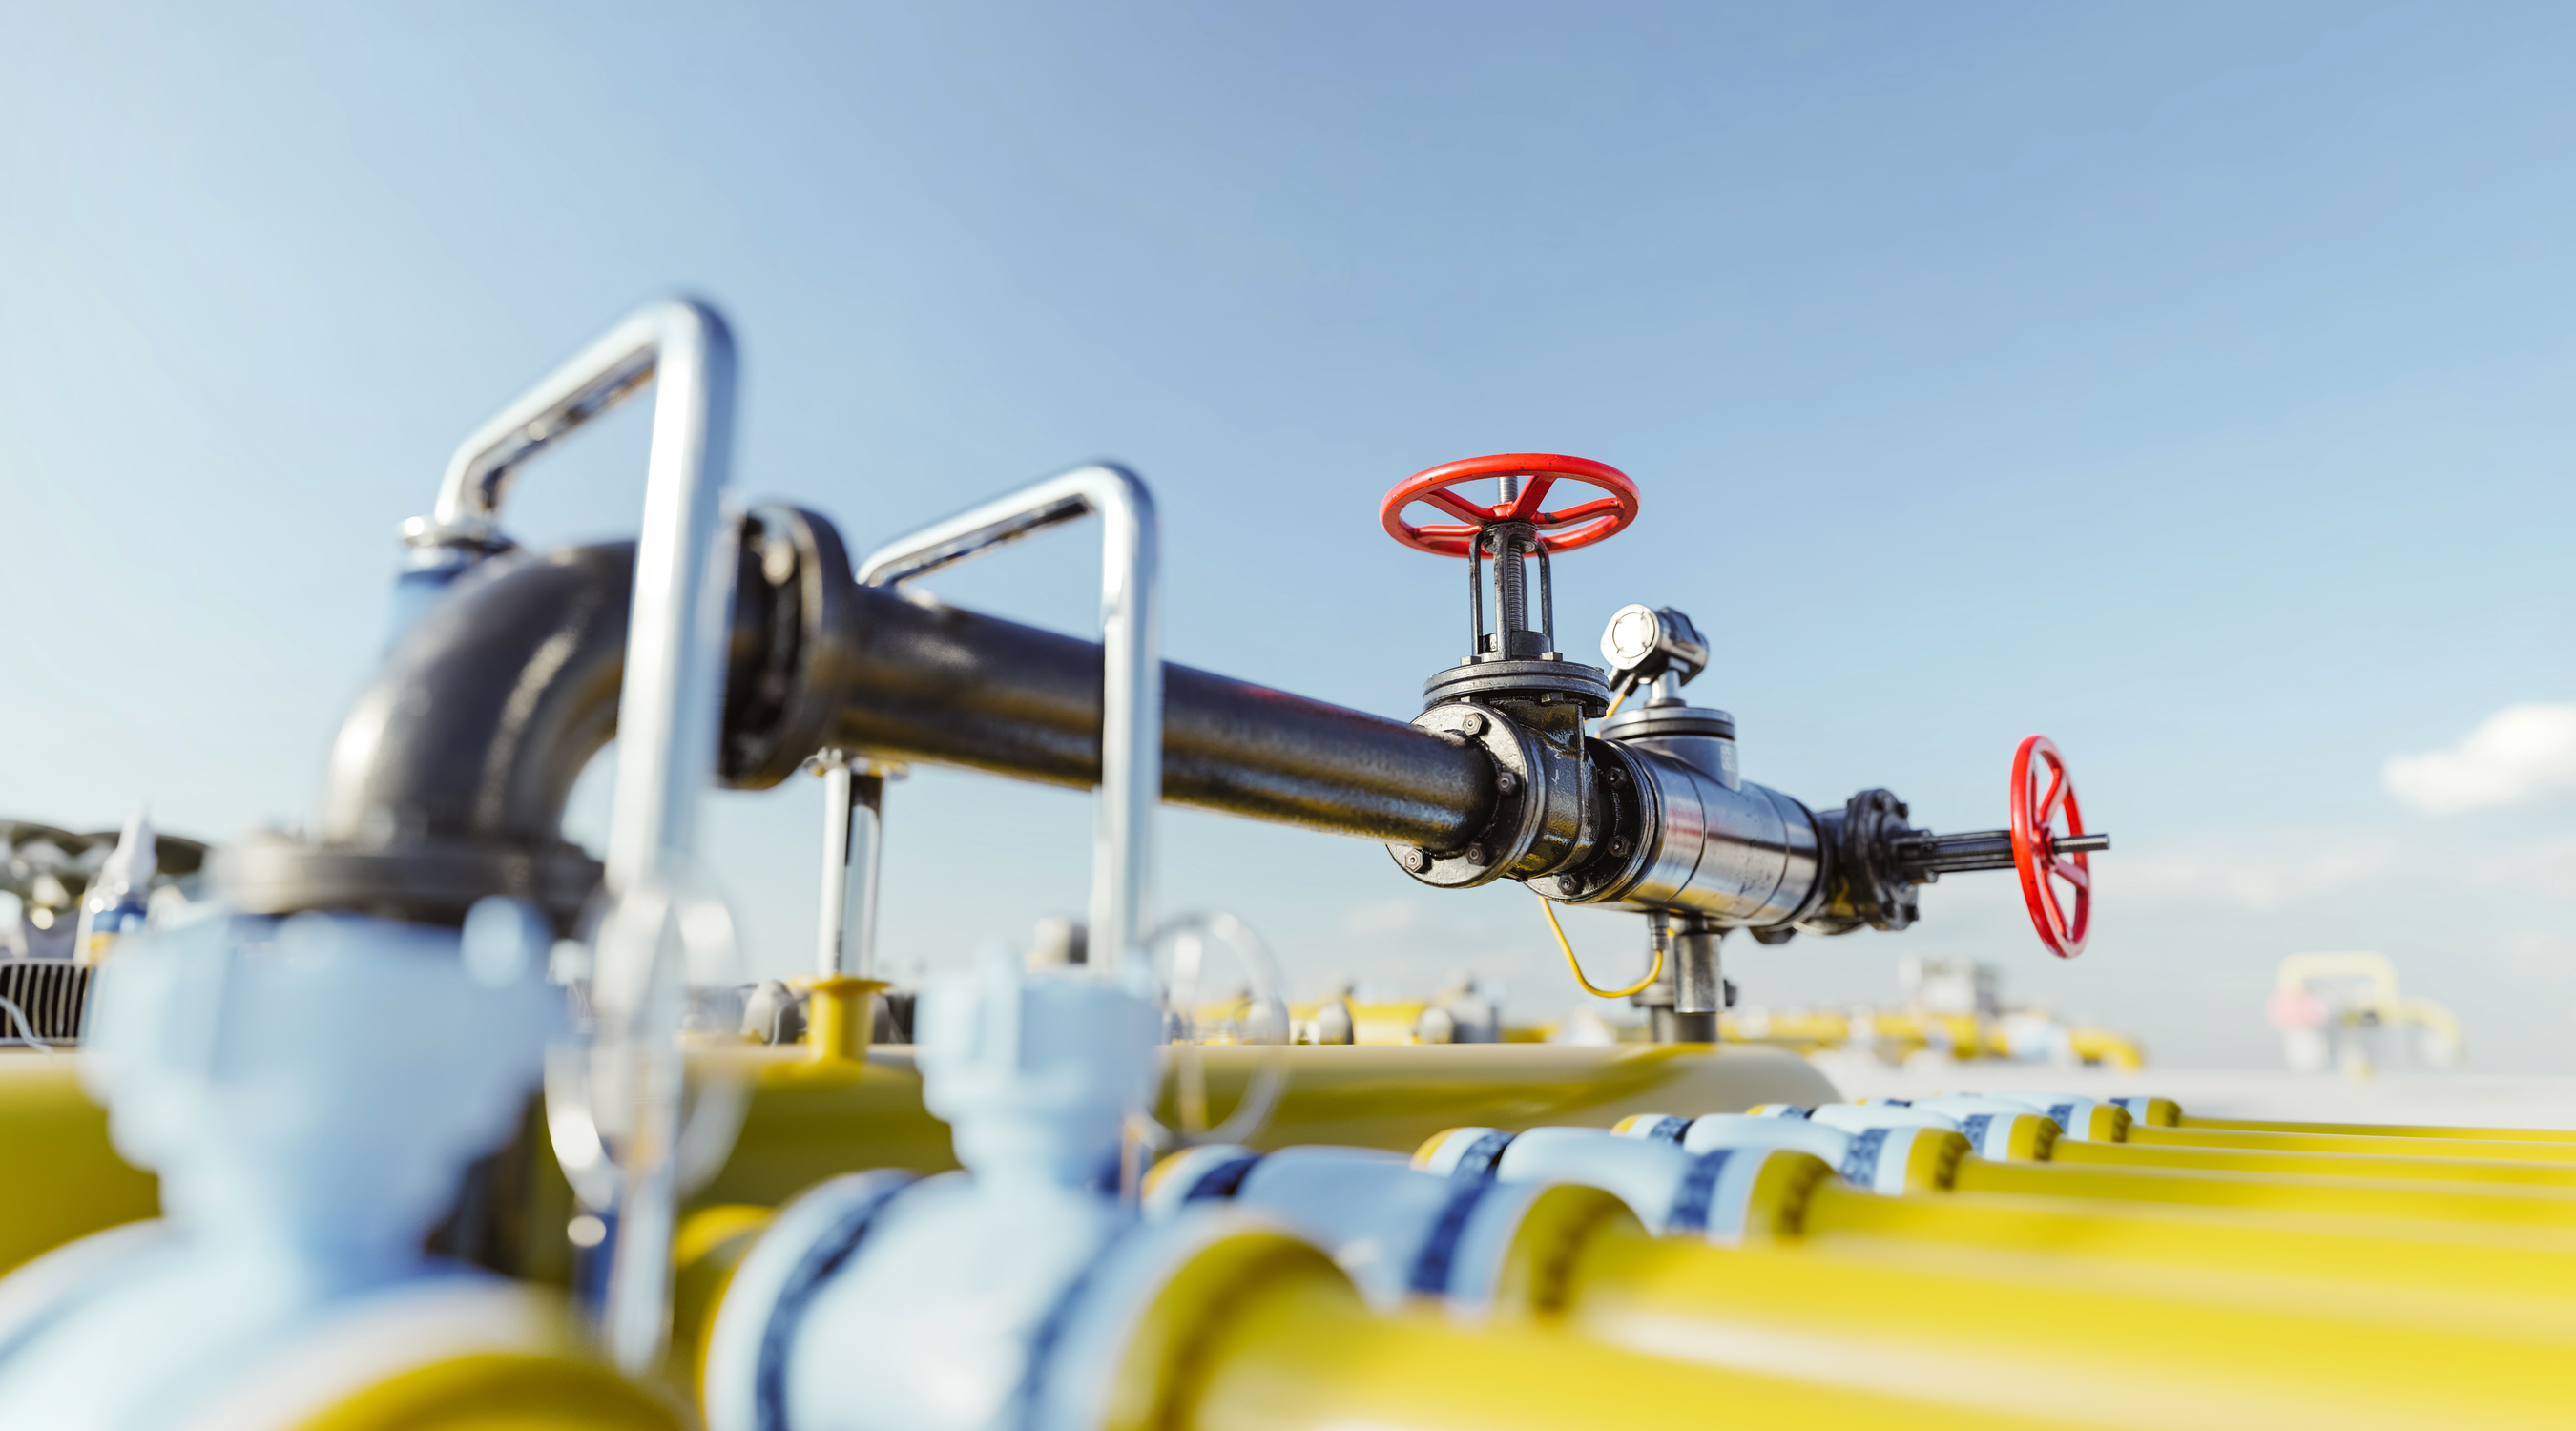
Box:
1465, 842, 1489, 865
1401, 848, 1430, 874
1559, 873, 1587, 896
1610, 838, 1631, 858
1460, 711, 1487, 736
1603, 765, 1625, 786
1494, 769, 1520, 796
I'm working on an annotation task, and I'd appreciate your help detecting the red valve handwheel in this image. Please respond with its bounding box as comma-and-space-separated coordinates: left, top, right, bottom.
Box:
1379, 453, 1640, 558
2009, 735, 2090, 959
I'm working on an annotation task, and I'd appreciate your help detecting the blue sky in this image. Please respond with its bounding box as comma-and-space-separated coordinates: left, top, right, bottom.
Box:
6, 3, 2576, 1068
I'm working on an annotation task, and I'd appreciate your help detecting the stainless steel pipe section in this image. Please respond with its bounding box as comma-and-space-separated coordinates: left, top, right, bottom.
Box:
1611, 749, 1826, 926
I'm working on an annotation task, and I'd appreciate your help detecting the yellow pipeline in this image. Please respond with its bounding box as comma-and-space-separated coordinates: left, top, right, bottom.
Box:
1165, 1144, 2576, 1427
250, 1284, 683, 1431
2133, 1123, 2576, 1164
684, 1196, 2088, 1431
2119, 1093, 2576, 1149
668, 1205, 777, 1403
2046, 1135, 2576, 1190
1552, 1220, 2576, 1430
0, 1059, 156, 1275
1948, 1141, 2576, 1230
1804, 1174, 2576, 1304
279, 1354, 684, 1431
1506, 1129, 2576, 1306
700, 1040, 1834, 1207
2182, 1112, 2576, 1144
1113, 1228, 2088, 1431
0, 1040, 1836, 1284
1152, 1044, 1836, 1151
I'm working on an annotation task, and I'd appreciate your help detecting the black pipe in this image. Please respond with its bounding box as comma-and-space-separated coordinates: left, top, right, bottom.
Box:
821, 590, 1491, 847
219, 507, 1494, 929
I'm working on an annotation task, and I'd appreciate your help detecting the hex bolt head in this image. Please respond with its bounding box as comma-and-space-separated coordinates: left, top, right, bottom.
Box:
1560, 873, 1587, 896
1603, 765, 1625, 785
1465, 842, 1489, 864
1460, 711, 1488, 736
1402, 848, 1430, 874
1494, 769, 1520, 796
1610, 838, 1631, 858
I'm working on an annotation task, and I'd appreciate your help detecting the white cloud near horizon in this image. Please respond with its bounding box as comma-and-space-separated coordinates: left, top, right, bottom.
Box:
2385, 704, 2576, 815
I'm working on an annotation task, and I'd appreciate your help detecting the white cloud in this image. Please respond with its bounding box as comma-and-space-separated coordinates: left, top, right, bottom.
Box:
2385, 703, 2576, 815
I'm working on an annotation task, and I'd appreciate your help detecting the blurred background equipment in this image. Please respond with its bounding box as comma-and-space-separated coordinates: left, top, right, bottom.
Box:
1, 815, 210, 1049
2268, 951, 2464, 1078
1722, 954, 2146, 1071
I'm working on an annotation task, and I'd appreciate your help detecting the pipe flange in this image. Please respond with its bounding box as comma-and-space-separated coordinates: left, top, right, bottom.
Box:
1599, 703, 1735, 743
1420, 659, 1610, 716
1385, 703, 1544, 888
212, 832, 605, 937
1527, 737, 1656, 903
721, 504, 866, 791
1797, 787, 1917, 935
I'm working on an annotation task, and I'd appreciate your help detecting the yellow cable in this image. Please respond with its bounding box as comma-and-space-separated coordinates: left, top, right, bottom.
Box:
1540, 894, 1664, 999
1598, 685, 1631, 725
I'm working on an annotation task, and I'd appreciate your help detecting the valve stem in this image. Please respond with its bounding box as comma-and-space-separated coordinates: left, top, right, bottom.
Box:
1892, 829, 2111, 881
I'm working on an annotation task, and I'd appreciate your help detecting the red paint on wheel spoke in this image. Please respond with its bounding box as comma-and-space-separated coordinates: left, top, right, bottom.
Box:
2009, 735, 2090, 959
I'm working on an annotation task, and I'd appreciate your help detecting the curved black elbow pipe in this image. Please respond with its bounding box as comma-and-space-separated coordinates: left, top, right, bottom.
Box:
218, 507, 1494, 931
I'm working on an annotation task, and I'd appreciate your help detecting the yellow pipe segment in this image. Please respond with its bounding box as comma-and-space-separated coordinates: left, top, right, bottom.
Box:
2046, 1135, 2576, 1190
0, 1060, 157, 1276
278, 1355, 686, 1431
696, 1041, 1834, 1207
1744, 1121, 2576, 1231
1106, 1227, 2087, 1431
1802, 1175, 2576, 1304
2181, 1113, 2576, 1144
2132, 1123, 2576, 1163
0, 1043, 1836, 1285
1809, 1101, 2576, 1192
1949, 1139, 2576, 1229
1544, 1122, 2576, 1303
1163, 1139, 2576, 1428
1552, 1223, 2576, 1430
222, 1284, 686, 1431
